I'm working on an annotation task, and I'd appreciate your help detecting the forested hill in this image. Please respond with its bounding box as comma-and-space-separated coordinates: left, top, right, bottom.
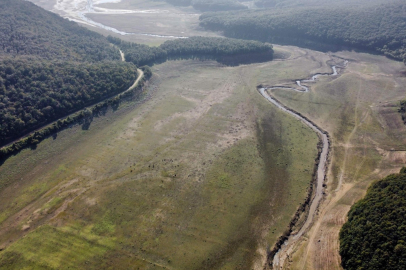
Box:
200, 1, 406, 64
0, 0, 138, 147
339, 168, 406, 270
108, 36, 274, 66
0, 0, 120, 62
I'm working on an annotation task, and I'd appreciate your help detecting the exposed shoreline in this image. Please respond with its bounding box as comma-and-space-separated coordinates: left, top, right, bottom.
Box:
257, 59, 347, 269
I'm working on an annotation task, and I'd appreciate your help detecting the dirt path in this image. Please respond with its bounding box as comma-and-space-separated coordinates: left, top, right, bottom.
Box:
119, 49, 125, 62
258, 60, 347, 269
0, 54, 144, 249
0, 50, 143, 150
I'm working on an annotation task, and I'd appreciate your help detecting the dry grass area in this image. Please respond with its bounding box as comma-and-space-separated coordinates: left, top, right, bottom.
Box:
1, 43, 404, 269
259, 48, 406, 270
0, 55, 319, 269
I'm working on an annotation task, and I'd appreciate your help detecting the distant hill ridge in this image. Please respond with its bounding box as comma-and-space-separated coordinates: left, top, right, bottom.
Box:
200, 1, 406, 64
0, 0, 120, 62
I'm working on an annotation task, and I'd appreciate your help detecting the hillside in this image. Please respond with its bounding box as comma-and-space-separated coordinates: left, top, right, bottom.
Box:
339, 168, 406, 270
0, 0, 120, 62
108, 36, 274, 66
0, 0, 138, 147
200, 1, 406, 63
0, 59, 137, 146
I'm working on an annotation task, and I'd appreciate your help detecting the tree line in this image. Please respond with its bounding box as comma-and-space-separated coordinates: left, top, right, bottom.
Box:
339, 168, 406, 270
108, 36, 274, 66
199, 1, 406, 64
0, 0, 141, 147
0, 0, 274, 151
0, 59, 137, 146
0, 0, 120, 62
0, 70, 149, 161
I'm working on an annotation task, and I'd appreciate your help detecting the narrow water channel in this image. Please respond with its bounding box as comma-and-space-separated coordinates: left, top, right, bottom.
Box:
258, 61, 347, 268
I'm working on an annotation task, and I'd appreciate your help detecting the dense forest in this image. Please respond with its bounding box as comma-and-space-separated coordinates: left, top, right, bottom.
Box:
0, 59, 136, 145
200, 1, 406, 64
108, 36, 274, 66
107, 36, 168, 66
0, 0, 120, 62
339, 168, 406, 270
0, 0, 139, 147
0, 0, 276, 148
160, 0, 247, 11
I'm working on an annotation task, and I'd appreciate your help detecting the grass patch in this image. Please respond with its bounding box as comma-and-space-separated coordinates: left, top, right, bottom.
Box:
0, 225, 110, 269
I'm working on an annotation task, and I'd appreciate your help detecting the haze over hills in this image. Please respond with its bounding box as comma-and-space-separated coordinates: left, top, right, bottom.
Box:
200, 0, 406, 63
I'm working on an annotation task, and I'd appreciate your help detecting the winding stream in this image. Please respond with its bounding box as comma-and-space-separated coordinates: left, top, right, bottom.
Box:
258, 61, 347, 269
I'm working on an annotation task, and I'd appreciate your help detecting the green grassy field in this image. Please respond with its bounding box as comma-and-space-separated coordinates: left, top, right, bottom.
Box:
0, 56, 319, 269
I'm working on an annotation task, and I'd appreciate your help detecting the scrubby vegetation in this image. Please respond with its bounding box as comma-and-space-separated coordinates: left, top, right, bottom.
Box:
200, 1, 406, 63
339, 168, 406, 270
108, 36, 274, 66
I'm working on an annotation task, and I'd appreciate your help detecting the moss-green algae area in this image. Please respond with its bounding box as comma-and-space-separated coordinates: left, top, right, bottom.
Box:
0, 58, 318, 269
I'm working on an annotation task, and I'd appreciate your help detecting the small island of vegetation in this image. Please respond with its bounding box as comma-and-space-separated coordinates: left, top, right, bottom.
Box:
108, 36, 274, 66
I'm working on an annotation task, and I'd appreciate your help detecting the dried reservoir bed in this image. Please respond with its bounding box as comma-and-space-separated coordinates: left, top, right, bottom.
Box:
0, 56, 319, 269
